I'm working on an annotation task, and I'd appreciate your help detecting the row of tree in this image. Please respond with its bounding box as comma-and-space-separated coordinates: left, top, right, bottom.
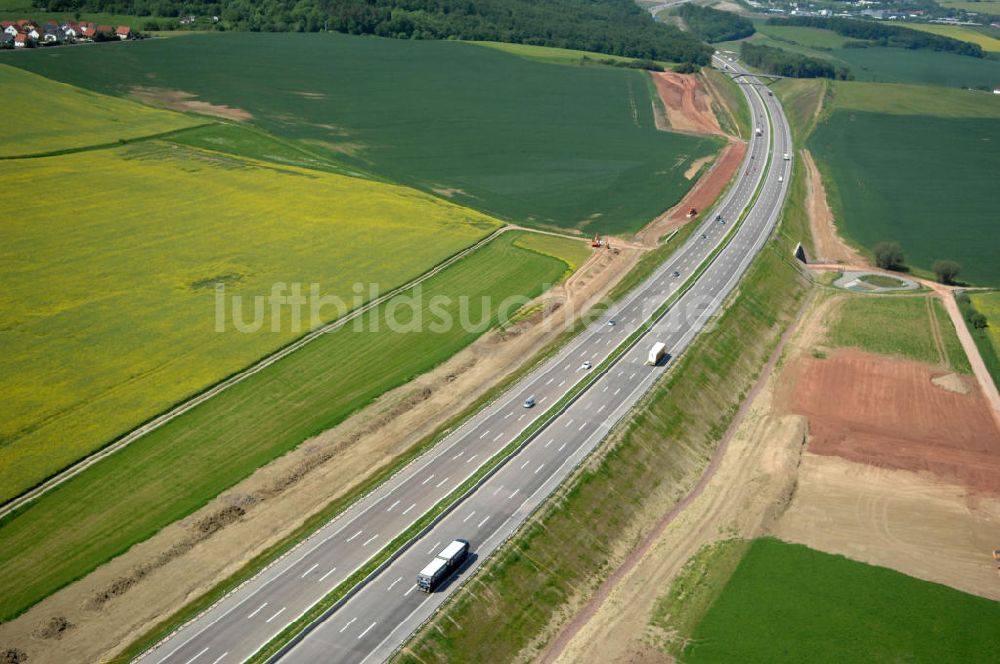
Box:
740, 42, 852, 79
873, 241, 963, 285
35, 0, 715, 63
769, 16, 984, 58
673, 3, 754, 43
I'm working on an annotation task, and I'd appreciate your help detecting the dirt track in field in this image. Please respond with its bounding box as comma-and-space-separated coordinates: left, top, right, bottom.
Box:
802, 149, 865, 264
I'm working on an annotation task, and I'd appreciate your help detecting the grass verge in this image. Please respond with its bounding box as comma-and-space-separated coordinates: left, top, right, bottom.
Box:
958, 291, 1000, 389
395, 224, 810, 663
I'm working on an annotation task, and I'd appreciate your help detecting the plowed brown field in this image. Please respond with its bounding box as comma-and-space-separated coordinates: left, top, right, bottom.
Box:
650, 72, 725, 136
785, 349, 1000, 495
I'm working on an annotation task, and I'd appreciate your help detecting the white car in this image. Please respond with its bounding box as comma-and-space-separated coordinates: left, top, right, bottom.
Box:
580, 361, 592, 371
524, 396, 535, 408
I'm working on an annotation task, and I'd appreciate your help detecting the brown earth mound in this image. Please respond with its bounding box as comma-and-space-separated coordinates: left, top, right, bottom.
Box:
785, 349, 1000, 495
650, 71, 725, 136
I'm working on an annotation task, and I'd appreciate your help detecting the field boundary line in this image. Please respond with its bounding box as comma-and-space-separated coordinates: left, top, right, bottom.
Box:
0, 226, 509, 518
0, 123, 215, 161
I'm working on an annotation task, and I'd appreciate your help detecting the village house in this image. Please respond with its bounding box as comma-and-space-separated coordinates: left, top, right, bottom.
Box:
116, 25, 131, 40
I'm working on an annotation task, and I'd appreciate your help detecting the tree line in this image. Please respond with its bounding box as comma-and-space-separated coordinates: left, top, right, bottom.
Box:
673, 3, 755, 43
35, 0, 715, 63
740, 42, 852, 79
768, 16, 984, 58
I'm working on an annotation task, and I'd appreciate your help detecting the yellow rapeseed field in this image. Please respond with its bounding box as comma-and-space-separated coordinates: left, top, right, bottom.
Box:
0, 64, 203, 157
0, 143, 500, 501
971, 292, 1000, 359
905, 23, 1000, 53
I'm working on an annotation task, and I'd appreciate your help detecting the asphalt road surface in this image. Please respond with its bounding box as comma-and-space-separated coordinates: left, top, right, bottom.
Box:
142, 59, 791, 664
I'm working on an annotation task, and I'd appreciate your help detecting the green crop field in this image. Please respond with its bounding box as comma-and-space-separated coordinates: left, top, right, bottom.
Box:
729, 24, 1000, 89
0, 230, 568, 620
808, 101, 1000, 285
0, 64, 201, 157
938, 0, 1000, 12
683, 538, 1000, 663
0, 141, 501, 504
968, 291, 1000, 387
827, 294, 971, 372
6, 32, 720, 234
512, 233, 594, 272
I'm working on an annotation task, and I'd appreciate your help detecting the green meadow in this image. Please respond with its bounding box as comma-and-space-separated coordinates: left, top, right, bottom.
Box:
683, 539, 1000, 663
807, 82, 1000, 285
7, 31, 720, 234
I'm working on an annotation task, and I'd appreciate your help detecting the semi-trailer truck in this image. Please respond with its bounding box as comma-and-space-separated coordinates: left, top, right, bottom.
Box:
417, 539, 469, 592
647, 342, 667, 366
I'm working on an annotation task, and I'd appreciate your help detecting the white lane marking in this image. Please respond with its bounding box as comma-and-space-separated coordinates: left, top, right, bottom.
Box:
346, 530, 362, 543
363, 534, 379, 546
386, 500, 400, 512
564, 418, 574, 428
478, 515, 490, 528
493, 433, 503, 442
564, 363, 571, 369
183, 648, 209, 664
520, 459, 530, 470
340, 617, 358, 633
265, 607, 286, 623
603, 385, 609, 391
404, 584, 417, 597
421, 474, 435, 485
493, 485, 504, 495
387, 576, 403, 592
435, 477, 449, 488
428, 541, 441, 555
452, 450, 464, 459
210, 654, 228, 664
508, 488, 519, 500
558, 380, 566, 388
597, 404, 606, 414
558, 442, 567, 452
319, 567, 338, 582
467, 454, 479, 464
535, 463, 546, 474
546, 377, 554, 385
301, 563, 318, 578
463, 511, 476, 523
247, 602, 268, 619
614, 387, 621, 396
578, 422, 586, 431
359, 621, 378, 640
518, 413, 526, 421
544, 438, 553, 448
505, 412, 513, 419
479, 430, 489, 439
629, 372, 636, 380
402, 503, 416, 515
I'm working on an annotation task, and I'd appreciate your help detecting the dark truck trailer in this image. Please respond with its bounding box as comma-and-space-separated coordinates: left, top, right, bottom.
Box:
417, 539, 469, 592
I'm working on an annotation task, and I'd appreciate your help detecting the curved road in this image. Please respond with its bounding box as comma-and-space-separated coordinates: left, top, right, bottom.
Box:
141, 59, 792, 664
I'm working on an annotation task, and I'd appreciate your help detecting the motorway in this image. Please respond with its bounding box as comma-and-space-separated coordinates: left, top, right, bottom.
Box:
142, 59, 792, 664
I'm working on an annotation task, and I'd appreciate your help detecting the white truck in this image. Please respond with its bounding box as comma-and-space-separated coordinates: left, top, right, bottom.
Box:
417, 539, 469, 592
755, 126, 763, 136
646, 342, 667, 366
783, 152, 790, 161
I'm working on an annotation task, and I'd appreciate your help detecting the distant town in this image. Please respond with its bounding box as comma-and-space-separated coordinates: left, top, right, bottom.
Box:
745, 0, 1000, 27
1, 19, 134, 49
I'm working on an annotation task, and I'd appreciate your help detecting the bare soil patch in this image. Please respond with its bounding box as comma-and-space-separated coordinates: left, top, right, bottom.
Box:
649, 72, 725, 137
773, 453, 1000, 601
683, 155, 712, 181
802, 149, 865, 264
636, 141, 746, 247
782, 348, 1000, 495
0, 241, 640, 664
130, 87, 252, 122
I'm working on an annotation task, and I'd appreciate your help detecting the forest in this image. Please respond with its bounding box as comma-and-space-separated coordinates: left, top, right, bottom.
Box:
769, 16, 984, 57
741, 41, 852, 79
33, 0, 715, 63
674, 3, 755, 43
